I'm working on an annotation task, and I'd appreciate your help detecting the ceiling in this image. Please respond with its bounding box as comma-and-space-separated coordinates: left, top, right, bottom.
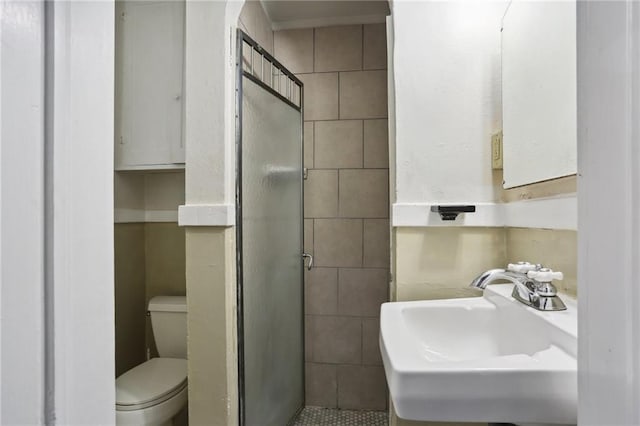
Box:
261, 0, 391, 30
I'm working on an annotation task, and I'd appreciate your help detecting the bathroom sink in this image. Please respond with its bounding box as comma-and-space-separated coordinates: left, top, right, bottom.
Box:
380, 284, 577, 424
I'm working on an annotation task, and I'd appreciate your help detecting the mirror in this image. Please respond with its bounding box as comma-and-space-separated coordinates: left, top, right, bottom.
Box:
501, 0, 576, 189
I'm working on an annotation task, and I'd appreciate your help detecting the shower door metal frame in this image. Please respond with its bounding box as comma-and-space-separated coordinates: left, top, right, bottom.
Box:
234, 29, 305, 426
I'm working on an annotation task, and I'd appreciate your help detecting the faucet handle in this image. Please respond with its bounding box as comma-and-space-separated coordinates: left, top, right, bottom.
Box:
527, 268, 563, 282
507, 262, 537, 274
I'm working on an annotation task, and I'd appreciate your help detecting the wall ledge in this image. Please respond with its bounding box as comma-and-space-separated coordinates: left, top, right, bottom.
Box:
392, 194, 577, 230
114, 208, 179, 223
178, 204, 235, 226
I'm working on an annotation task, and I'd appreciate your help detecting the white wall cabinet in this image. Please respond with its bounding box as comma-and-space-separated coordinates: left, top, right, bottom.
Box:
115, 1, 185, 170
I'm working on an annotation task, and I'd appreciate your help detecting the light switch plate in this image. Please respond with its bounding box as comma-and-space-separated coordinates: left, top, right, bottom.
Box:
492, 131, 503, 170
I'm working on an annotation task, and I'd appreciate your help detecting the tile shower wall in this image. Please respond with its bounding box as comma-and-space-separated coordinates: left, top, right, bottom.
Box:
276, 24, 390, 410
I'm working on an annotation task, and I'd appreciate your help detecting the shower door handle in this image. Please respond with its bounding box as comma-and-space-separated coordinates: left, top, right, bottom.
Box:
302, 253, 313, 271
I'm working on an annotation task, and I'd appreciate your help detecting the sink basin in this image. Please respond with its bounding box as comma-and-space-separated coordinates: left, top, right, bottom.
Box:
380, 284, 577, 424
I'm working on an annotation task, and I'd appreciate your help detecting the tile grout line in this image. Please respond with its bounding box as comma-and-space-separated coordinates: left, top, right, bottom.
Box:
337, 161, 341, 217
362, 219, 365, 268
361, 24, 365, 71
337, 71, 341, 120
304, 167, 390, 171
335, 268, 340, 316
305, 117, 389, 123
360, 315, 364, 367
362, 119, 365, 169
295, 68, 387, 76
312, 121, 315, 169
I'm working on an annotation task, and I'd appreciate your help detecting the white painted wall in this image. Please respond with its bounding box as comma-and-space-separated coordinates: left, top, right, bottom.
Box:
1, 2, 46, 423
392, 0, 506, 205
184, 0, 241, 207
577, 1, 640, 423
179, 0, 243, 227
115, 172, 185, 223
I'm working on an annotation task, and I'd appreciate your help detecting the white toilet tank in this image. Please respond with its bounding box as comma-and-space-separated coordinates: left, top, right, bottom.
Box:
148, 296, 187, 359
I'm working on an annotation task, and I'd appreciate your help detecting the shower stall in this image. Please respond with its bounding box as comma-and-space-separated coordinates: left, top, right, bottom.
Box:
235, 30, 306, 426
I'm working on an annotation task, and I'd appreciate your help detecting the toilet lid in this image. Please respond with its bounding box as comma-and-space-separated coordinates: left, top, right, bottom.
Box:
116, 358, 187, 408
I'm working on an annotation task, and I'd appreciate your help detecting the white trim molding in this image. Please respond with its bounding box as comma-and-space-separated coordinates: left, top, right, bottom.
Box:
178, 204, 235, 226
49, 1, 116, 423
504, 194, 577, 230
577, 1, 640, 423
1, 1, 47, 422
114, 209, 180, 223
392, 202, 504, 227
392, 194, 577, 230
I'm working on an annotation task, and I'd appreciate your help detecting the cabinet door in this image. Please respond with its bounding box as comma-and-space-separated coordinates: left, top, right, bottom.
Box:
115, 1, 185, 170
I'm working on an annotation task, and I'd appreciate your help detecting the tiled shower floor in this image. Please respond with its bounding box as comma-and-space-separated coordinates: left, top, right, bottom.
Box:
291, 406, 388, 426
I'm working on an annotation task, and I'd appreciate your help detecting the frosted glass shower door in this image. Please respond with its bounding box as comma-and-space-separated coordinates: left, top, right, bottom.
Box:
239, 74, 304, 426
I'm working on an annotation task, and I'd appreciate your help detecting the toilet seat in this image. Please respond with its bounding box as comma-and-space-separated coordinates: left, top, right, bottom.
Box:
116, 358, 187, 412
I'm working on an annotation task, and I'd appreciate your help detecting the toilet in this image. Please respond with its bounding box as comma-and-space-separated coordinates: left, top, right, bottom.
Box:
116, 296, 188, 426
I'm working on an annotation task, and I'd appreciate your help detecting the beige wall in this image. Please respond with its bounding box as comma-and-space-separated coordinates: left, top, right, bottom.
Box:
185, 227, 237, 426
114, 223, 146, 377
501, 175, 576, 203
392, 226, 576, 302
506, 228, 577, 297
275, 23, 390, 410
394, 227, 506, 302
145, 223, 187, 356
502, 175, 577, 298
114, 223, 186, 374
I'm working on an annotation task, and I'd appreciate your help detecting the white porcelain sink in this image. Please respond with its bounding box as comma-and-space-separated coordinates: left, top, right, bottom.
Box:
380, 284, 577, 424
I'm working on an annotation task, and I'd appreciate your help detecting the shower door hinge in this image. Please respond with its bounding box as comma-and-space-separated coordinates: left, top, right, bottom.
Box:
303, 167, 308, 180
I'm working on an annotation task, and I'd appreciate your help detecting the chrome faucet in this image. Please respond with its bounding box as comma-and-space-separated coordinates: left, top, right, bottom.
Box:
470, 262, 567, 311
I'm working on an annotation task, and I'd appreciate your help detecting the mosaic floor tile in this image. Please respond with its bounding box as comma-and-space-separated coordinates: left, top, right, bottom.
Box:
291, 406, 388, 426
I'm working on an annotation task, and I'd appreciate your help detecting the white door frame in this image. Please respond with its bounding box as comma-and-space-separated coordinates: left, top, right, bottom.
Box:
1, 1, 47, 423
577, 1, 640, 424
1, 1, 115, 424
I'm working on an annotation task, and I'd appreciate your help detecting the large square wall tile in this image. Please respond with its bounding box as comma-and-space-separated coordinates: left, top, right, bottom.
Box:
363, 23, 387, 70
306, 362, 338, 407
309, 315, 362, 364
338, 169, 389, 218
305, 267, 338, 315
314, 219, 363, 267
363, 219, 390, 268
339, 70, 387, 119
363, 119, 389, 168
315, 25, 363, 72
337, 365, 387, 410
304, 170, 338, 218
338, 268, 389, 317
315, 120, 363, 169
298, 73, 339, 121
274, 29, 314, 74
